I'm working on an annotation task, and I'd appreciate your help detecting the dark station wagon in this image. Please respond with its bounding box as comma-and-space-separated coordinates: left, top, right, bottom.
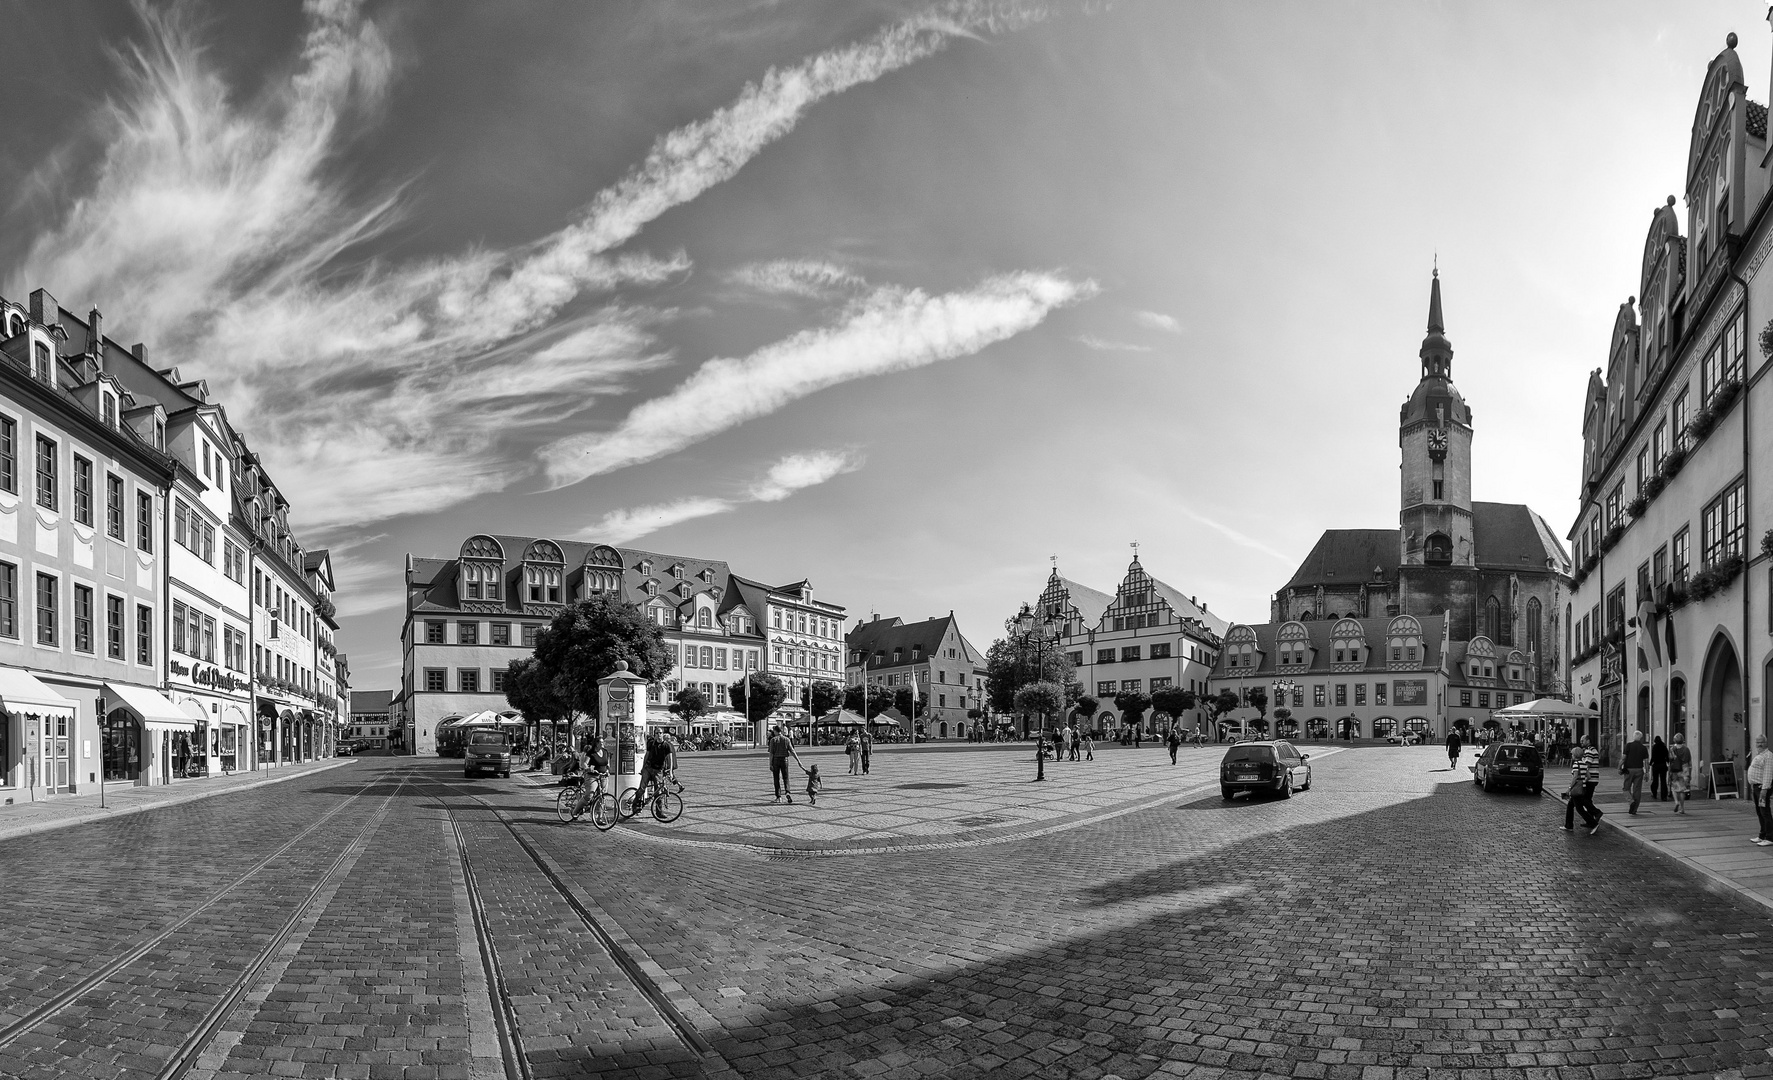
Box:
1471, 741, 1543, 795
1220, 740, 1312, 801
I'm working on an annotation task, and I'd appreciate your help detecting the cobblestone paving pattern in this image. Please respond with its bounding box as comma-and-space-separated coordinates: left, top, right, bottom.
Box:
4, 750, 1773, 1079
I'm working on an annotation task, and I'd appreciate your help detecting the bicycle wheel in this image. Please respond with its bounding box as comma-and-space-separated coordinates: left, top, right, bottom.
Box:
589, 792, 618, 831
616, 786, 641, 820
555, 789, 577, 823
651, 791, 683, 823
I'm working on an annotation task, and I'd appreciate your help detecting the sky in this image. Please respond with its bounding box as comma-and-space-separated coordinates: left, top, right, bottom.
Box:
0, 0, 1763, 690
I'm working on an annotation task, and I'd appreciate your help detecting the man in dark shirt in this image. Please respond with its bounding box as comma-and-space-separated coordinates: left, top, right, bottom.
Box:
1622, 730, 1650, 814
632, 731, 675, 812
769, 725, 804, 802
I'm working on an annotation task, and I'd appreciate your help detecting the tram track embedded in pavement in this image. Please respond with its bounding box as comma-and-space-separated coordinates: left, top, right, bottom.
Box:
0, 770, 405, 1059
415, 773, 723, 1075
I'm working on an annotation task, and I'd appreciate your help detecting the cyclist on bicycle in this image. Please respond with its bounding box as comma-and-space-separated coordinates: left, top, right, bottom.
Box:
631, 730, 675, 812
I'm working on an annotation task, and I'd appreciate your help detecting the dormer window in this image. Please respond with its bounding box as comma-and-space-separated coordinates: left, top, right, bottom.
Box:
638, 560, 652, 575
33, 341, 52, 384
698, 609, 712, 629
101, 393, 117, 429
527, 566, 562, 603
644, 579, 659, 598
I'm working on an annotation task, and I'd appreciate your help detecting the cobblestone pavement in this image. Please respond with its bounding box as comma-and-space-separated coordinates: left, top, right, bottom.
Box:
517, 741, 1306, 851
5, 747, 1773, 1079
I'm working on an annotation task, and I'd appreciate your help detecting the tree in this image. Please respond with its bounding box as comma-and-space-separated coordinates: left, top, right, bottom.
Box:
985, 633, 1076, 717
965, 707, 984, 720
1150, 686, 1194, 727
668, 686, 711, 723
1113, 690, 1153, 728
803, 680, 845, 717
1247, 686, 1269, 717
1014, 680, 1065, 731
1073, 695, 1100, 722
893, 688, 928, 720
504, 597, 671, 731
728, 673, 788, 726
844, 683, 895, 718
1211, 689, 1242, 719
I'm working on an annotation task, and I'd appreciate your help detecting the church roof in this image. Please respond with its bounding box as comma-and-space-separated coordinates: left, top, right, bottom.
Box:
1212, 614, 1449, 679
1471, 502, 1571, 572
1283, 529, 1401, 592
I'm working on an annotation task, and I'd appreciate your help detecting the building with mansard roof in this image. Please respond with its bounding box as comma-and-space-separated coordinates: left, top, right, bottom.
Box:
1018, 555, 1226, 736
1272, 272, 1571, 703
1564, 30, 1773, 774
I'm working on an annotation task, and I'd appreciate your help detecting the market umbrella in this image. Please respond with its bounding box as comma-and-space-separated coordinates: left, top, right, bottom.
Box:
1491, 697, 1593, 723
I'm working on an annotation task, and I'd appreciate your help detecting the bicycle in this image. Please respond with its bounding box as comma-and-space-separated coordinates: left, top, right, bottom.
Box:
617, 774, 684, 823
554, 769, 618, 831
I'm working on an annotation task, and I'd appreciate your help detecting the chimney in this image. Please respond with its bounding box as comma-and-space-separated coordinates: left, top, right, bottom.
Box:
132, 343, 146, 364
28, 288, 57, 327
87, 307, 102, 366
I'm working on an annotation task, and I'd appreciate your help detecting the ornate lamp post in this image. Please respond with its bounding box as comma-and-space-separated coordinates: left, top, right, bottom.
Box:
1271, 679, 1297, 738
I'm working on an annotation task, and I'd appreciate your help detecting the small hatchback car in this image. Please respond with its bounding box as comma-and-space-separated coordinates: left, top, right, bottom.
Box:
1472, 741, 1543, 795
1220, 740, 1312, 800
464, 731, 512, 779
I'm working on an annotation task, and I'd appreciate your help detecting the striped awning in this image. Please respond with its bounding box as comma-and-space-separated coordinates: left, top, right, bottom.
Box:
0, 667, 77, 716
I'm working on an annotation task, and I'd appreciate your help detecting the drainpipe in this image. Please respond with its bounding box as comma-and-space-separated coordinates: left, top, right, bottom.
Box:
1732, 264, 1754, 746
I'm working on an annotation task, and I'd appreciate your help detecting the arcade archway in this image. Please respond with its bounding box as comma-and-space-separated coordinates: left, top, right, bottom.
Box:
1700, 635, 1743, 768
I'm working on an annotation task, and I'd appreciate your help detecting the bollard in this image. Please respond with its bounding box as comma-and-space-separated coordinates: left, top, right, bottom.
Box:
1035, 740, 1047, 782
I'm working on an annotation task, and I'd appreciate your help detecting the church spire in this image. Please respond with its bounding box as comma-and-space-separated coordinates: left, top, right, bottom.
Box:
1427, 265, 1444, 334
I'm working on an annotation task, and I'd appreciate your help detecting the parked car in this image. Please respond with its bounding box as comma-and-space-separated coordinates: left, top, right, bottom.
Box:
464, 731, 513, 778
335, 742, 354, 756
1471, 741, 1543, 795
1385, 732, 1423, 745
1220, 740, 1312, 800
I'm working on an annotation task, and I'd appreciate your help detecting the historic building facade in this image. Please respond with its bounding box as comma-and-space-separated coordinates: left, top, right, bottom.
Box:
1565, 31, 1773, 778
1016, 556, 1227, 735
399, 536, 809, 754
3, 286, 343, 798
845, 613, 988, 738
1273, 272, 1571, 702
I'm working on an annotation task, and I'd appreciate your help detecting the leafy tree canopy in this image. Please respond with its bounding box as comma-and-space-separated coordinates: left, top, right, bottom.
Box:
1014, 680, 1065, 719
510, 596, 673, 723
1212, 689, 1242, 718
804, 680, 845, 717
843, 683, 896, 718
728, 673, 788, 724
668, 686, 711, 722
985, 634, 1076, 716
1113, 690, 1153, 723
1150, 686, 1195, 722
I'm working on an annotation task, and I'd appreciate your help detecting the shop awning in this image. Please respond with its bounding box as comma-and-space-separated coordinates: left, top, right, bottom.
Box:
179, 699, 208, 724
105, 682, 199, 730
0, 667, 77, 716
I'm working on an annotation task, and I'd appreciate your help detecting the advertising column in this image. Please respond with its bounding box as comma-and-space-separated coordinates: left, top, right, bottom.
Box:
599, 660, 649, 804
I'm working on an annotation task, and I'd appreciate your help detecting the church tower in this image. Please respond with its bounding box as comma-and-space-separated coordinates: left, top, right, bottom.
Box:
1399, 269, 1475, 567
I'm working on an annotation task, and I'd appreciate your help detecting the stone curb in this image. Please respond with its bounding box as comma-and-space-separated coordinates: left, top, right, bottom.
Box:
0, 758, 358, 845
1547, 781, 1773, 919
600, 746, 1350, 858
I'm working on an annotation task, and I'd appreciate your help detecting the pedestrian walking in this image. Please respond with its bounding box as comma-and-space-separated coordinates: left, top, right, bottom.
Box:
1446, 729, 1464, 770
1082, 730, 1094, 760
860, 729, 872, 775
845, 731, 861, 775
1622, 730, 1649, 814
1134, 728, 1143, 749
1564, 735, 1603, 834
1068, 724, 1080, 761
1167, 725, 1181, 765
1650, 735, 1670, 800
1748, 735, 1773, 846
1060, 724, 1074, 762
1670, 732, 1693, 814
768, 725, 804, 803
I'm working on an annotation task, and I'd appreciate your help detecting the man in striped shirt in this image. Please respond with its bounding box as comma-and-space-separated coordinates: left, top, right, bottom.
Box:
1565, 735, 1604, 834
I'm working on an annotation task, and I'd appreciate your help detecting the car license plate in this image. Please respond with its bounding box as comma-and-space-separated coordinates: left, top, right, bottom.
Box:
1234, 772, 1257, 780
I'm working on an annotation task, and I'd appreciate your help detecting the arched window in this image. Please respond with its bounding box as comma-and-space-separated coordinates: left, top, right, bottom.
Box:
1526, 598, 1543, 657
1424, 533, 1452, 565
1485, 596, 1502, 643
698, 609, 712, 628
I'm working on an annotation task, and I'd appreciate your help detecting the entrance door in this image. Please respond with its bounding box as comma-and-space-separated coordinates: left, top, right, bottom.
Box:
1701, 636, 1744, 773
42, 713, 70, 793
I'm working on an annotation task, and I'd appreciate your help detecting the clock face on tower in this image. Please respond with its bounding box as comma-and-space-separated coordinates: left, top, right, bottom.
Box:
1427, 428, 1448, 459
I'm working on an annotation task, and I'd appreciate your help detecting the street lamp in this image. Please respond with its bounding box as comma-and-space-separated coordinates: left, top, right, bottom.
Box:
1271, 679, 1297, 738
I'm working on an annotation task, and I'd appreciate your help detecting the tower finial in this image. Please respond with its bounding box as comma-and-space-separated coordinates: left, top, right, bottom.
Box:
1426, 265, 1445, 335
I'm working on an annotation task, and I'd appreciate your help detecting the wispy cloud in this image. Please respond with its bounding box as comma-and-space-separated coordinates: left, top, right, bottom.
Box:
10, 0, 1055, 533
729, 259, 869, 299
541, 272, 1096, 487
1175, 504, 1294, 565
1135, 309, 1182, 333
749, 449, 862, 501
1075, 334, 1151, 352
577, 448, 861, 544
582, 497, 736, 545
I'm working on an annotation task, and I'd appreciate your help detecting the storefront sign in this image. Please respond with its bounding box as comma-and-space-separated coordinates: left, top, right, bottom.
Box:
169, 661, 251, 694
1393, 680, 1428, 706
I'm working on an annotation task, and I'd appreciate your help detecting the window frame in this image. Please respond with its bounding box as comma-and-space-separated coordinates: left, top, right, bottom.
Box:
34, 434, 57, 512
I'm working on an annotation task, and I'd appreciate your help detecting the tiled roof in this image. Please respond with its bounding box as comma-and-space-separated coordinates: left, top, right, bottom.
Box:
1050, 576, 1114, 627
1146, 573, 1229, 639
1471, 502, 1569, 571
846, 615, 983, 669
1283, 529, 1400, 592
1212, 614, 1447, 678
1750, 100, 1768, 139
408, 536, 731, 615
